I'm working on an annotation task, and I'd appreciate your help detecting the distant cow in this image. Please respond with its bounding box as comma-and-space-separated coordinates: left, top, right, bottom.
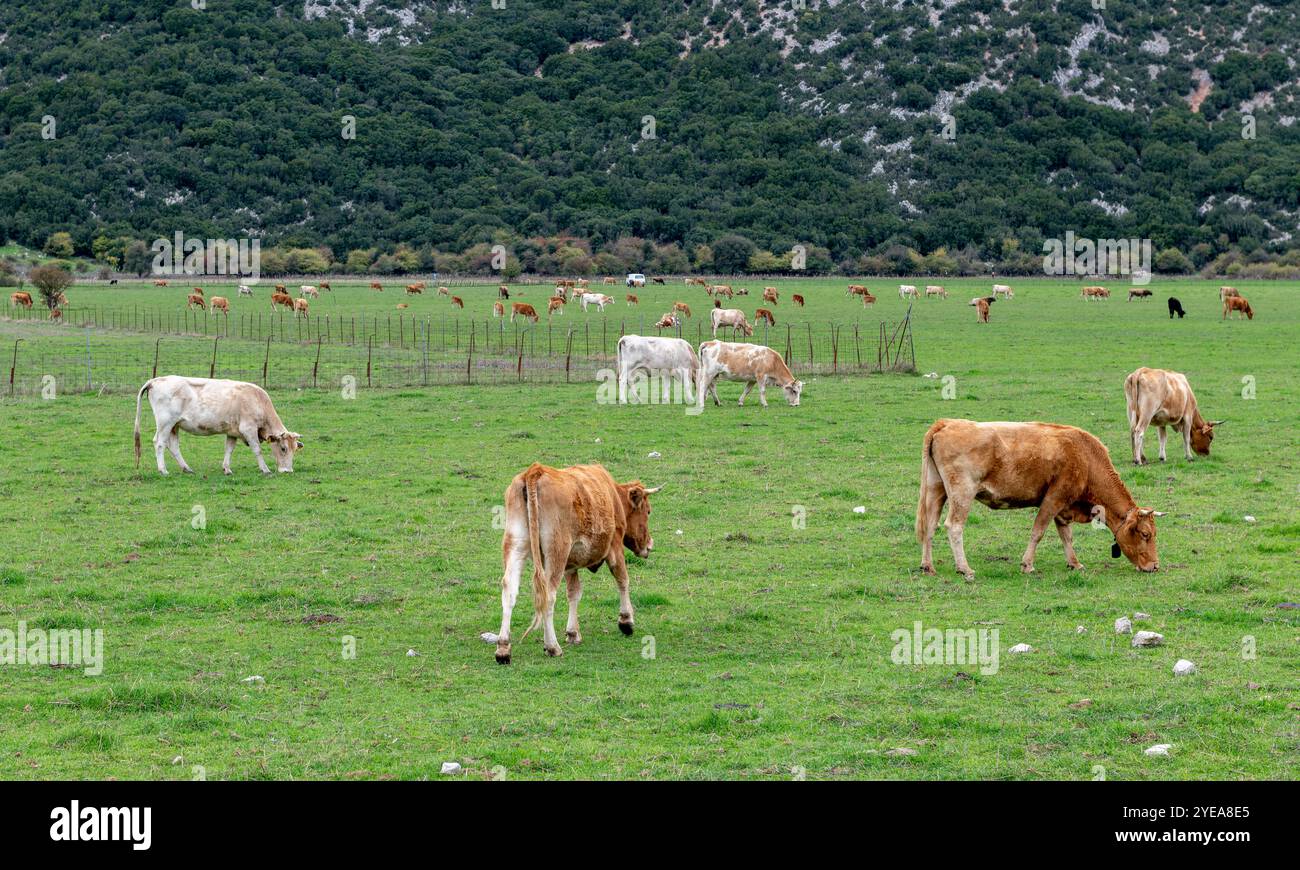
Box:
696, 341, 802, 409
925, 285, 948, 299
754, 307, 775, 326
238, 285, 254, 297
293, 298, 309, 315
992, 284, 1014, 299
274, 284, 286, 293
652, 277, 666, 285
154, 280, 169, 286
1219, 286, 1240, 301
511, 302, 539, 323
710, 307, 753, 338
191, 287, 204, 296
49, 308, 62, 322
859, 290, 877, 306
1125, 367, 1221, 465
617, 335, 698, 404
187, 293, 206, 310
762, 287, 779, 304
547, 298, 565, 317
493, 301, 505, 318
1168, 297, 1185, 319
210, 296, 229, 314
370, 281, 383, 292
271, 291, 294, 310
626, 294, 639, 306
499, 285, 510, 299
10, 291, 32, 308
899, 284, 918, 299
847, 284, 869, 297
579, 293, 613, 312
917, 419, 1162, 579
318, 282, 332, 292
437, 286, 450, 296
970, 296, 994, 322
1128, 288, 1152, 301
1223, 296, 1253, 320
1081, 285, 1110, 300
673, 301, 692, 318
654, 313, 679, 329
396, 303, 408, 309
792, 294, 805, 307
134, 376, 303, 476
405, 284, 422, 295
603, 277, 618, 285
489, 463, 660, 663
299, 285, 319, 298
450, 296, 464, 309
109, 279, 118, 285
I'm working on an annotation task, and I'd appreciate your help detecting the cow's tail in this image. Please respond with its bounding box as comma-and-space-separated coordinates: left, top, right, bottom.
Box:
916, 421, 946, 544
133, 379, 153, 468
519, 470, 548, 642
1123, 371, 1140, 433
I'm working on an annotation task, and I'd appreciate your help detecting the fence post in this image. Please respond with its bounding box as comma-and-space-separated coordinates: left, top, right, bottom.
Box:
312, 337, 322, 388
466, 327, 474, 385
153, 338, 161, 378
262, 335, 271, 386
366, 336, 373, 387
84, 326, 92, 392
8, 339, 21, 397
831, 325, 838, 373
209, 336, 219, 379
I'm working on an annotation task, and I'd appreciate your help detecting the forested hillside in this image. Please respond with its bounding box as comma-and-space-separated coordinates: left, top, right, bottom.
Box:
1, 0, 1298, 275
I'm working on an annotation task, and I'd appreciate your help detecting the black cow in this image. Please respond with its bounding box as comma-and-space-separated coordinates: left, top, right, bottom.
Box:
1167, 297, 1186, 319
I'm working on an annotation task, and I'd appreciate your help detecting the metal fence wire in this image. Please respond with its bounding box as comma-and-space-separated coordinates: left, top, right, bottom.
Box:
2, 308, 915, 397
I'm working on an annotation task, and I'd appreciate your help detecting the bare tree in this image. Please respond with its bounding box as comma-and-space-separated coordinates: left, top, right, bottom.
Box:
29, 265, 74, 309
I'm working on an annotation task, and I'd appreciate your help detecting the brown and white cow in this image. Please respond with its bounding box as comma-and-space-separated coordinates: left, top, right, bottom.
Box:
1219, 286, 1240, 301
10, 291, 33, 308
1124, 367, 1221, 465
187, 293, 206, 310
299, 285, 319, 298
792, 294, 805, 307
547, 297, 565, 317
762, 287, 779, 304
970, 296, 994, 322
1127, 288, 1152, 301
925, 285, 948, 299
916, 419, 1163, 579
754, 307, 775, 326
1223, 296, 1253, 320
134, 376, 303, 475
696, 341, 802, 409
654, 312, 678, 329
899, 284, 918, 299
437, 286, 450, 296
271, 291, 294, 310
489, 463, 661, 663
210, 296, 229, 314
511, 302, 539, 323
450, 296, 464, 309
709, 307, 753, 338
1081, 285, 1110, 300
493, 301, 505, 318
499, 285, 510, 299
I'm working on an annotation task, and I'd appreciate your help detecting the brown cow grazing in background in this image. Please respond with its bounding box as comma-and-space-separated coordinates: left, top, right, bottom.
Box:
917, 419, 1163, 579
925, 285, 948, 299
673, 301, 692, 318
191, 287, 204, 296
1081, 285, 1110, 300
754, 307, 775, 326
187, 293, 206, 310
488, 463, 661, 662
1223, 295, 1253, 320
405, 284, 422, 295
370, 281, 383, 292
318, 282, 332, 292
792, 294, 805, 307
762, 287, 779, 304
547, 297, 565, 317
450, 296, 464, 309
1127, 288, 1152, 301
271, 291, 294, 310
49, 308, 62, 321
499, 285, 510, 299
970, 296, 994, 322
511, 302, 539, 323
11, 292, 33, 308
847, 284, 869, 297
626, 294, 639, 306
493, 301, 505, 318
293, 298, 309, 315
1124, 367, 1222, 465
210, 296, 230, 314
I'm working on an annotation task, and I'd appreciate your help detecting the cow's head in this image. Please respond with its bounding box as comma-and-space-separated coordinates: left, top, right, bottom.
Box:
1190, 419, 1223, 456
620, 482, 663, 558
741, 321, 754, 336
1111, 507, 1164, 572
265, 431, 303, 473
783, 380, 803, 406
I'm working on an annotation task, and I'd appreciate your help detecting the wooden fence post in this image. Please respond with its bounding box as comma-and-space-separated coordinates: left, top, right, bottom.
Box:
9, 339, 21, 397
209, 337, 219, 378
262, 336, 272, 386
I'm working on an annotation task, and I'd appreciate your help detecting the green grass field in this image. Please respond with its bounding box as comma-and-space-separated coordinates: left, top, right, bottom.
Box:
1, 276, 1296, 780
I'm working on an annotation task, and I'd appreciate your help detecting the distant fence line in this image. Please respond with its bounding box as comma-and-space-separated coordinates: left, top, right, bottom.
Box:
1, 312, 915, 397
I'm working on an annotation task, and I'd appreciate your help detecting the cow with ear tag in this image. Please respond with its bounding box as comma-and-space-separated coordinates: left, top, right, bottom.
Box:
491, 463, 663, 664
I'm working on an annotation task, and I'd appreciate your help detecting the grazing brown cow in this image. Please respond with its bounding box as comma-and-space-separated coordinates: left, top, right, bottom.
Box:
859, 290, 877, 306
210, 296, 230, 314
437, 286, 450, 296
547, 297, 565, 317
925, 285, 948, 299
1081, 285, 1110, 300
411, 281, 427, 291
499, 285, 510, 299
493, 301, 504, 318
293, 298, 309, 315
604, 276, 618, 285
792, 294, 805, 307
1125, 367, 1222, 465
917, 419, 1163, 579
762, 287, 779, 304
754, 307, 775, 326
318, 282, 332, 292
673, 301, 692, 318
970, 296, 994, 322
187, 293, 206, 310
450, 296, 464, 309
488, 463, 661, 663
511, 302, 539, 323
370, 281, 383, 292
626, 294, 639, 306
153, 279, 169, 286
191, 287, 204, 296
274, 284, 286, 293
271, 291, 294, 310
1223, 296, 1253, 320
396, 303, 409, 309
847, 284, 870, 298
654, 312, 678, 329
405, 284, 422, 295
11, 291, 33, 308
1219, 286, 1240, 301
49, 308, 62, 322
1127, 288, 1152, 301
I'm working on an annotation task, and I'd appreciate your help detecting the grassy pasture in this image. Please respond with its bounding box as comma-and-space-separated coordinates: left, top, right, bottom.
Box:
0, 276, 1296, 780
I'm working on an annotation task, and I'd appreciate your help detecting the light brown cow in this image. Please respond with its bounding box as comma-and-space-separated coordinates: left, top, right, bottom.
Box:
210, 296, 229, 314
547, 297, 565, 317
187, 293, 206, 310
970, 296, 994, 322
493, 301, 505, 318
153, 280, 169, 286
1127, 288, 1152, 301
437, 286, 450, 296
1223, 296, 1253, 320
511, 302, 539, 323
992, 284, 1014, 299
762, 287, 779, 304
792, 294, 805, 307
11, 291, 33, 308
847, 284, 869, 297
370, 281, 383, 292
917, 419, 1163, 579
450, 296, 464, 309
696, 341, 802, 409
411, 281, 427, 290
673, 301, 692, 318
318, 282, 332, 292
710, 307, 753, 338
754, 307, 775, 326
1124, 367, 1221, 465
191, 287, 204, 296
626, 294, 639, 306
604, 277, 618, 285
489, 463, 661, 663
859, 290, 877, 306
271, 291, 294, 310
1219, 286, 1240, 301
925, 285, 948, 299
396, 303, 409, 309
405, 284, 422, 295
1081, 285, 1110, 300
293, 298, 309, 315
49, 308, 62, 322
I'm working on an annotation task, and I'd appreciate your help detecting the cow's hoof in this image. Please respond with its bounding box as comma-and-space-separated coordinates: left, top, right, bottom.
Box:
1067, 562, 1084, 571
495, 652, 511, 665
959, 570, 976, 581
181, 467, 194, 474
565, 630, 582, 645
544, 645, 563, 658
920, 564, 936, 576
618, 620, 634, 636
1020, 563, 1036, 574
223, 468, 232, 476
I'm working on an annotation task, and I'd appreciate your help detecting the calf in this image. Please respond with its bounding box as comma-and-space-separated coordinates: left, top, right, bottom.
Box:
696, 341, 802, 409
617, 335, 698, 404
710, 307, 753, 338
511, 302, 539, 323
754, 307, 775, 326
134, 376, 303, 475
969, 296, 994, 322
490, 463, 660, 662
1125, 367, 1221, 465
1167, 297, 1185, 318
187, 293, 206, 310
673, 301, 692, 318
493, 301, 505, 318
917, 419, 1162, 579
859, 290, 877, 306
792, 294, 805, 307
1127, 288, 1152, 301
10, 291, 33, 308
762, 287, 779, 304
210, 296, 230, 314
626, 294, 639, 306
1223, 296, 1253, 320
925, 285, 947, 299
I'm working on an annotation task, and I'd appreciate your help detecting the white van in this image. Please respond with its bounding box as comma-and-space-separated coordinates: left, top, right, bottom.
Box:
626, 273, 646, 287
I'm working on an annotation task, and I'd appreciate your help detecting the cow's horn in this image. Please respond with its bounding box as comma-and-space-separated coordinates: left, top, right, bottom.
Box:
1209, 420, 1225, 426
644, 484, 665, 494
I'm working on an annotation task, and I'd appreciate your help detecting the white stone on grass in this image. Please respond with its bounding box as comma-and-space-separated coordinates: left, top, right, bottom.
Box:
1173, 659, 1197, 676
1144, 744, 1173, 757
1132, 630, 1163, 647
1008, 643, 1033, 654
1114, 616, 1132, 634
440, 762, 462, 775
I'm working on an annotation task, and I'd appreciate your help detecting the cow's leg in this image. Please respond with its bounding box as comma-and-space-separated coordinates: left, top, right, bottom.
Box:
1021, 491, 1070, 573
758, 378, 769, 407
152, 424, 170, 475
1156, 426, 1168, 462
608, 552, 635, 636
495, 526, 528, 664
564, 570, 582, 644
539, 541, 568, 657
1180, 422, 1194, 461
222, 436, 238, 475
1132, 423, 1146, 465
943, 494, 976, 580
1055, 517, 1083, 570
737, 380, 753, 406
918, 481, 947, 575
618, 364, 630, 404
166, 426, 194, 474
240, 423, 272, 473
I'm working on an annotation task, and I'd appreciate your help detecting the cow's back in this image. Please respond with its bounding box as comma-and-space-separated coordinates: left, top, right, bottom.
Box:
516, 463, 621, 568
928, 419, 1094, 501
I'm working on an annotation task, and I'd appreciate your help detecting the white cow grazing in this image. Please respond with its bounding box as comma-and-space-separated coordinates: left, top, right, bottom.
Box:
710, 307, 753, 338
134, 376, 303, 475
696, 341, 802, 409
924, 285, 947, 298
992, 284, 1014, 298
238, 285, 254, 297
899, 284, 918, 298
299, 285, 319, 298
616, 335, 698, 404
578, 293, 613, 312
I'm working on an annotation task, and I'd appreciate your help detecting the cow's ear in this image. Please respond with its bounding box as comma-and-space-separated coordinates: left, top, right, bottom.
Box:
1111, 542, 1122, 558
627, 485, 644, 507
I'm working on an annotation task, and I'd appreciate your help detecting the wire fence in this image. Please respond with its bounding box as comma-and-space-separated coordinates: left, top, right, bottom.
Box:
1, 310, 915, 397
